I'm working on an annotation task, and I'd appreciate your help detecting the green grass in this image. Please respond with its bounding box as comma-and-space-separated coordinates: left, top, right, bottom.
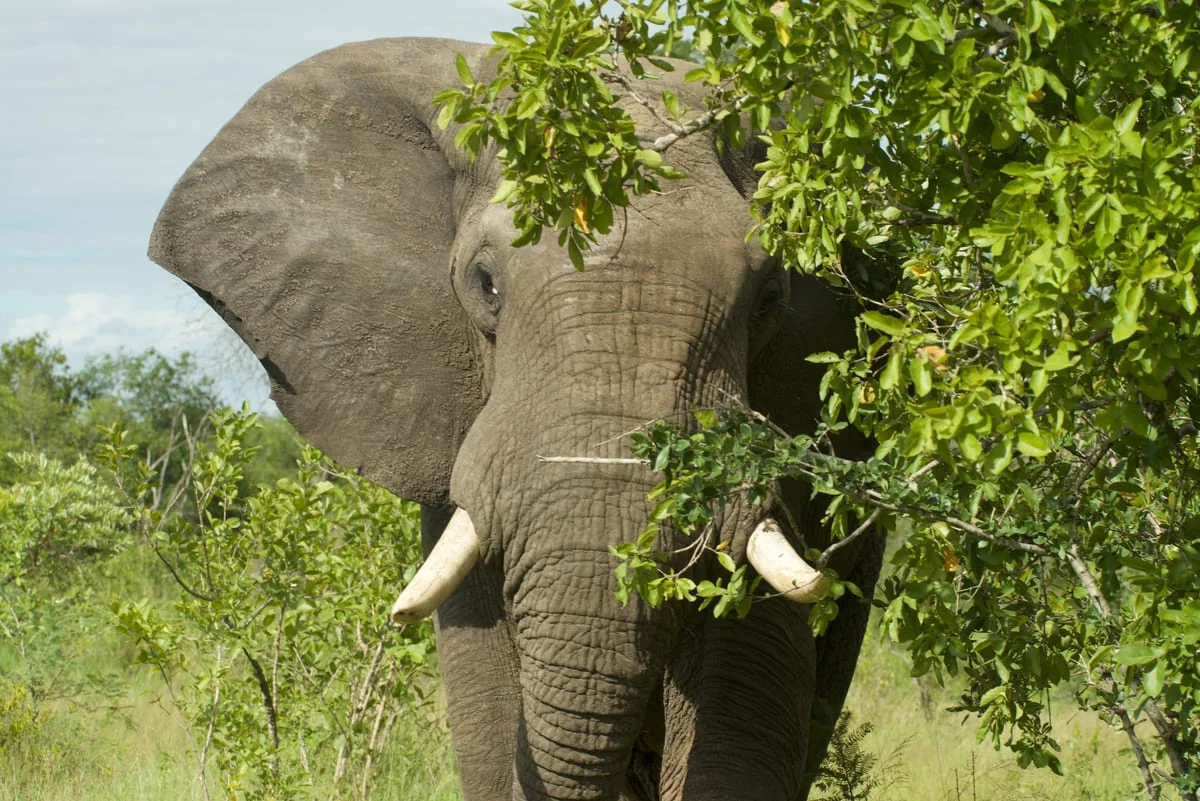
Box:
842, 626, 1148, 801
0, 677, 460, 801
0, 545, 1158, 800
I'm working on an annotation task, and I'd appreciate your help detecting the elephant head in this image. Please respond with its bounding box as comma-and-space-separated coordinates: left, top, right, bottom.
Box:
149, 37, 883, 801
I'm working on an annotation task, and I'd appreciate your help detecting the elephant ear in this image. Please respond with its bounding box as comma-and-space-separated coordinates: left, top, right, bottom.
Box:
149, 38, 490, 505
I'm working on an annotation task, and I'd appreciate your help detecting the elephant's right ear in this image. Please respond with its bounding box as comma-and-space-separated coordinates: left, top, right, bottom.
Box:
149, 38, 490, 504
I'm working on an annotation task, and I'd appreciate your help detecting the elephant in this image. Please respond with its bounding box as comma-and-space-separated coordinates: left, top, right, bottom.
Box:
149, 37, 885, 801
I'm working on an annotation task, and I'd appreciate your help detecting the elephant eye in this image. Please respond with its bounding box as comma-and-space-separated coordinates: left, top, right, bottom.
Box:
473, 263, 503, 315
457, 260, 503, 336
755, 276, 784, 318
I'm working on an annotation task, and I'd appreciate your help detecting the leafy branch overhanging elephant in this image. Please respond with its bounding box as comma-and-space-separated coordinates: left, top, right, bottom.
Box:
150, 37, 884, 801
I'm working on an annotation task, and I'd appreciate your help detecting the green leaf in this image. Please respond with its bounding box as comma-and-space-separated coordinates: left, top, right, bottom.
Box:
490, 179, 520, 205
910, 357, 932, 397
662, 90, 682, 118
635, 149, 663, 167
652, 445, 671, 472
455, 53, 473, 86
1142, 661, 1164, 698
861, 312, 904, 337
1043, 343, 1073, 372
879, 349, 903, 390
1114, 645, 1158, 666
959, 432, 982, 462
1114, 98, 1142, 136
1016, 431, 1050, 458
728, 5, 764, 46
567, 236, 585, 271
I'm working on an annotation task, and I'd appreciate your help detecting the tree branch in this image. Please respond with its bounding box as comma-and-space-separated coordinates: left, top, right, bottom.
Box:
818, 507, 881, 568
600, 67, 754, 153
1065, 545, 1112, 618
1114, 701, 1161, 801
853, 487, 1050, 556
242, 647, 280, 775
197, 644, 221, 801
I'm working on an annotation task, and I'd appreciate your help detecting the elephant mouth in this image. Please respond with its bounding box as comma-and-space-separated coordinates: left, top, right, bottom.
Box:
390, 511, 830, 624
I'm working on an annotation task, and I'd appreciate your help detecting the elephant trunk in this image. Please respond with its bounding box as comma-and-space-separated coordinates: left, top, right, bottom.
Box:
505, 486, 673, 801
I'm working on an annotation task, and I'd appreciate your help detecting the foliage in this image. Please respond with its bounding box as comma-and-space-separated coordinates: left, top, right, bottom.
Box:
79, 350, 219, 435
811, 711, 898, 801
0, 336, 429, 798
0, 337, 227, 489
0, 453, 131, 581
0, 677, 38, 759
0, 336, 84, 481
0, 452, 132, 712
623, 412, 866, 631
79, 348, 223, 490
446, 0, 1200, 797
103, 407, 437, 800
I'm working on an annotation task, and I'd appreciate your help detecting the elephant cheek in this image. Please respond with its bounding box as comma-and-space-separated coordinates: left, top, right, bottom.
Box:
509, 549, 670, 801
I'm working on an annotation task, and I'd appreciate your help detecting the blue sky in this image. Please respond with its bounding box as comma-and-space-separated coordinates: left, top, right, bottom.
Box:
1, 0, 520, 404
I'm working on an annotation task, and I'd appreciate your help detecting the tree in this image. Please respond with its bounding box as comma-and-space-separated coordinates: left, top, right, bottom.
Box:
105, 409, 438, 800
441, 1, 1200, 797
0, 335, 83, 481
76, 349, 221, 484
0, 452, 132, 712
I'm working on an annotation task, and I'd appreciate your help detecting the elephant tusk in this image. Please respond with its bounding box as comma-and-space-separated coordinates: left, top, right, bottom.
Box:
746, 518, 833, 604
390, 508, 480, 624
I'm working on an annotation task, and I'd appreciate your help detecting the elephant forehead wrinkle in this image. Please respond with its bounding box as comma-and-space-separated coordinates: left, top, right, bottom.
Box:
528, 270, 727, 317
499, 288, 744, 410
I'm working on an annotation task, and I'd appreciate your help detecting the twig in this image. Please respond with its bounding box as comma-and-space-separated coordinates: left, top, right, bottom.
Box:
360, 663, 397, 799
1143, 698, 1195, 800
1115, 703, 1161, 801
907, 459, 941, 489
854, 488, 1050, 556
599, 66, 755, 153
601, 69, 690, 135
243, 647, 280, 774
818, 507, 881, 568
147, 541, 220, 602
647, 101, 749, 152
1066, 545, 1111, 618
197, 644, 221, 801
538, 455, 646, 465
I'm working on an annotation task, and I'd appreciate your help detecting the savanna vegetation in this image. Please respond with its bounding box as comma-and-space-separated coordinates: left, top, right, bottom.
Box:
0, 335, 447, 800
0, 331, 1166, 800
5, 0, 1200, 798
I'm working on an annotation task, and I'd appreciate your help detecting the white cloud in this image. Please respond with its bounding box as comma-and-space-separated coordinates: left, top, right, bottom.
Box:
7, 291, 272, 407
11, 291, 180, 350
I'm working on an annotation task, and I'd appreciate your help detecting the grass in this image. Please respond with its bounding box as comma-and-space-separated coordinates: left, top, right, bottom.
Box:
842, 625, 1147, 801
0, 545, 1158, 800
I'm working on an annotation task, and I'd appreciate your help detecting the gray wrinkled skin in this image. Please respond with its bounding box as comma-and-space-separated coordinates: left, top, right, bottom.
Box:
150, 37, 884, 801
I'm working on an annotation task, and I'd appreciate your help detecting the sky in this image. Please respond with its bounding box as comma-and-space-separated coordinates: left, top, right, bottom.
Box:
1, 0, 521, 405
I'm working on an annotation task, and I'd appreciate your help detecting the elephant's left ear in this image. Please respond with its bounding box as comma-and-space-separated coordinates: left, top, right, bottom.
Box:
149, 38, 490, 504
